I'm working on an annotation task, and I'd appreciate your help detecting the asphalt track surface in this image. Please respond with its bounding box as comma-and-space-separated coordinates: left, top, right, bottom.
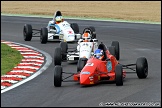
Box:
1, 16, 161, 107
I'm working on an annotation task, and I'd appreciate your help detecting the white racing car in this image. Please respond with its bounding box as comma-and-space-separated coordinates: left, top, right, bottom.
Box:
23, 11, 81, 44
54, 27, 98, 65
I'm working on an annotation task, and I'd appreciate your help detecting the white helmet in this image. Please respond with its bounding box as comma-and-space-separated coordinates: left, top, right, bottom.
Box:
55, 16, 63, 23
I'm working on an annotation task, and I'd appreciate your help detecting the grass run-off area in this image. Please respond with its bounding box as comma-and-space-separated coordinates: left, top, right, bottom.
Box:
1, 43, 23, 76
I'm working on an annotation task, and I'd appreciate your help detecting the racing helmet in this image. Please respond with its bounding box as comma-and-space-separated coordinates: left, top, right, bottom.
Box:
55, 16, 63, 24
94, 49, 104, 60
82, 32, 91, 42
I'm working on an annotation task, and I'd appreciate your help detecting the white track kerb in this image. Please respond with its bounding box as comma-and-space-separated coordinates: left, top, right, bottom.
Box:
1, 40, 52, 93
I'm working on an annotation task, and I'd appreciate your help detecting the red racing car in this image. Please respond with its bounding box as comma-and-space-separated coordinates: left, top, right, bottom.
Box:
53, 42, 148, 87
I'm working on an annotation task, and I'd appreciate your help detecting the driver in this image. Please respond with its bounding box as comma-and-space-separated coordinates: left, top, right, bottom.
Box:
77, 31, 97, 51
47, 15, 64, 32
78, 32, 92, 43
94, 49, 104, 60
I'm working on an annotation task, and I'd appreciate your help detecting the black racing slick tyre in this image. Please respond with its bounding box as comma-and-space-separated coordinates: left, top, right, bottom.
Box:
59, 42, 68, 60
40, 27, 48, 44
54, 65, 62, 87
23, 24, 32, 41
115, 64, 123, 86
77, 58, 88, 72
54, 47, 62, 65
70, 23, 79, 34
109, 46, 116, 57
89, 26, 96, 39
111, 41, 120, 60
136, 57, 148, 79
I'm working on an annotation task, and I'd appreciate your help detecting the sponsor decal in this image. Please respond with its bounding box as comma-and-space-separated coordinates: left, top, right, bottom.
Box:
82, 43, 89, 47
90, 82, 94, 84
81, 49, 89, 53
89, 76, 93, 81
85, 63, 94, 66
68, 31, 73, 34
81, 71, 90, 74
107, 61, 112, 72
98, 76, 100, 80
68, 35, 74, 37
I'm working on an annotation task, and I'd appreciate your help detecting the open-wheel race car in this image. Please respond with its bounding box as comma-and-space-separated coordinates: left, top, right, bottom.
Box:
53, 42, 148, 87
54, 26, 98, 65
23, 11, 81, 44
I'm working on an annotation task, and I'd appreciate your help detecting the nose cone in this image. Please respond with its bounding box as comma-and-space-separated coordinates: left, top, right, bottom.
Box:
80, 75, 90, 85
80, 71, 93, 85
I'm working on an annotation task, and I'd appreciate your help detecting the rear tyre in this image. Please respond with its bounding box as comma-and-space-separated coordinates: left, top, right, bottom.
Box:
115, 64, 123, 86
54, 65, 62, 87
89, 26, 96, 39
136, 57, 148, 79
70, 23, 79, 34
111, 41, 120, 60
40, 27, 48, 44
54, 47, 62, 65
109, 46, 116, 57
23, 24, 32, 41
77, 58, 88, 72
59, 42, 68, 60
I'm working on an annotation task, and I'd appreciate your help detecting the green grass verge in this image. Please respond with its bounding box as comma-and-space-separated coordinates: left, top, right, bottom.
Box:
1, 43, 23, 76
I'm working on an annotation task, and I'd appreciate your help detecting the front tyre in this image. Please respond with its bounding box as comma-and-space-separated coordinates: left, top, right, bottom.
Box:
54, 65, 62, 87
54, 47, 62, 65
77, 58, 88, 72
70, 23, 79, 34
40, 27, 48, 44
109, 46, 116, 57
136, 57, 148, 79
111, 41, 120, 60
23, 24, 32, 41
89, 26, 96, 39
59, 42, 68, 60
115, 64, 123, 86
